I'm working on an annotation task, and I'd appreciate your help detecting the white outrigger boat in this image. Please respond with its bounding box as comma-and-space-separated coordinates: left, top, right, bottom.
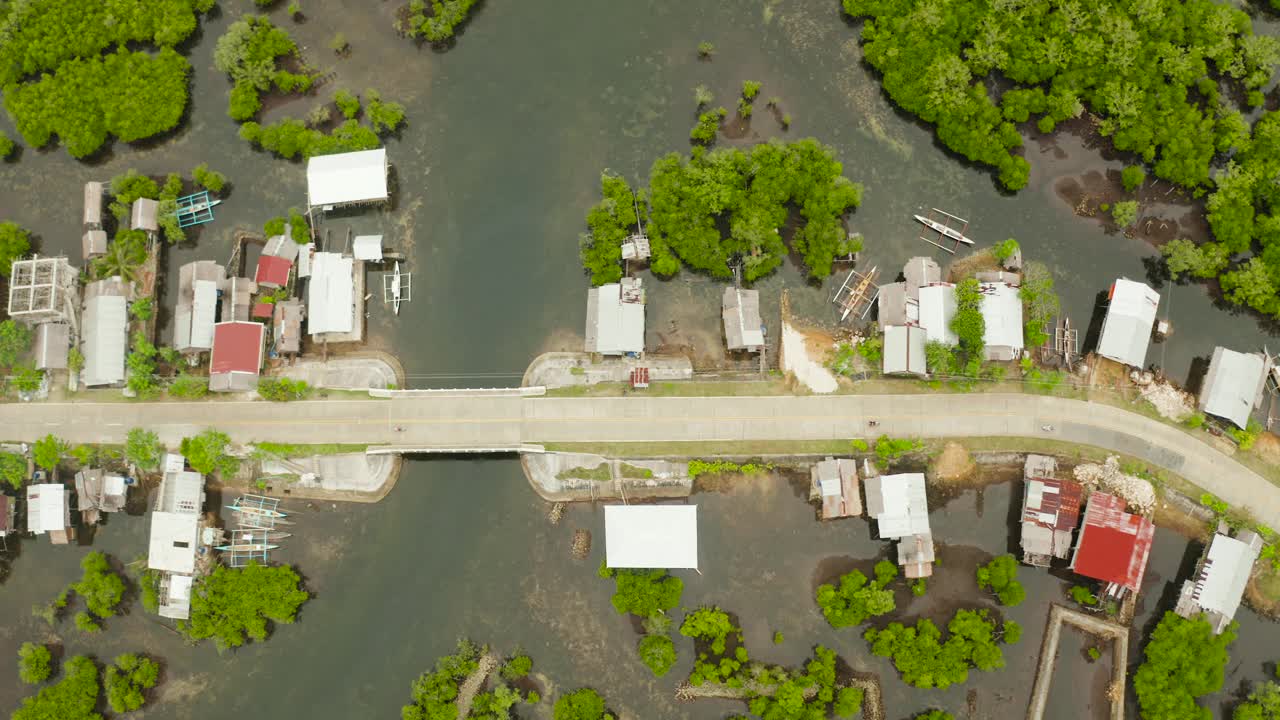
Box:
226, 504, 287, 519
391, 261, 403, 315
215, 543, 279, 552
913, 213, 974, 246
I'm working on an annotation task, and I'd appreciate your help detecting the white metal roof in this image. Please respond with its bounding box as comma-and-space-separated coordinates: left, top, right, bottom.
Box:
980, 282, 1024, 352
163, 453, 186, 475
262, 235, 300, 262
1199, 347, 1268, 429
104, 474, 127, 498
917, 284, 957, 346
148, 511, 199, 574
883, 325, 927, 375
605, 505, 698, 569
306, 148, 388, 207
1098, 278, 1159, 367
1191, 533, 1261, 620
585, 284, 645, 354
82, 292, 127, 386
864, 473, 930, 539
157, 470, 203, 514
26, 484, 68, 534
307, 252, 355, 335
297, 243, 314, 278
352, 235, 384, 261
190, 280, 218, 350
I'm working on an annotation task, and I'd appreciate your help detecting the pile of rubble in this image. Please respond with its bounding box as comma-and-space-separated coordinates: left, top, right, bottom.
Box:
1135, 376, 1195, 422
1072, 455, 1157, 515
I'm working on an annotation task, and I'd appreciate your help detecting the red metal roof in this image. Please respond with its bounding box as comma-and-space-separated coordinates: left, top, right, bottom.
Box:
1022, 478, 1084, 531
210, 321, 264, 376
252, 302, 274, 319
1071, 492, 1155, 591
254, 255, 292, 287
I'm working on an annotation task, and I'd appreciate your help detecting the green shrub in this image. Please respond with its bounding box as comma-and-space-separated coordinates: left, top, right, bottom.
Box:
1122, 165, 1146, 192
993, 237, 1019, 262
104, 654, 159, 713
637, 635, 676, 677
976, 554, 1025, 606
816, 562, 897, 628
18, 643, 52, 684
1111, 200, 1138, 228
258, 377, 311, 401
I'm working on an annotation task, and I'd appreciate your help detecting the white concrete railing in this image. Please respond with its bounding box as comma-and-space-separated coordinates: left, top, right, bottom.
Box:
367, 386, 546, 398
367, 444, 546, 455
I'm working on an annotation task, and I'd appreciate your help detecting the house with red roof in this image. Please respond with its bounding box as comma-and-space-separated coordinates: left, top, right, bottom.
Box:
209, 321, 265, 392
1069, 491, 1155, 597
253, 235, 297, 289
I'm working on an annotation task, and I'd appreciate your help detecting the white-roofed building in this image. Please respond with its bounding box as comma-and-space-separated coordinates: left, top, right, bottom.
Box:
1175, 529, 1263, 634
865, 473, 930, 538
74, 468, 128, 525
173, 260, 225, 354
1199, 347, 1269, 429
605, 505, 698, 569
83, 181, 104, 228
352, 235, 384, 261
585, 278, 645, 356
307, 252, 356, 336
883, 324, 927, 376
82, 277, 128, 387
26, 483, 73, 544
722, 287, 764, 352
82, 230, 107, 260
147, 466, 206, 618
979, 281, 1024, 361
306, 148, 389, 209
131, 198, 159, 233
865, 472, 933, 577
34, 322, 70, 371
1097, 278, 1159, 367
917, 283, 957, 346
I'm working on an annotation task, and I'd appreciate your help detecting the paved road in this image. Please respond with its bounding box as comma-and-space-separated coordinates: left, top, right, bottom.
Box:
3, 393, 1276, 526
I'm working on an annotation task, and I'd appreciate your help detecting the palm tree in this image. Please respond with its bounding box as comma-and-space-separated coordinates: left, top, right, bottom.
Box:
92, 231, 147, 283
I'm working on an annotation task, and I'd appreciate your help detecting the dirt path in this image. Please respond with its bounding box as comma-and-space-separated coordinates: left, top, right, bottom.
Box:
455, 653, 499, 718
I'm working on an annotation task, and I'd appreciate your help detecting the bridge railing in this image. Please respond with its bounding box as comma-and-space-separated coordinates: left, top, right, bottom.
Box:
367, 386, 546, 398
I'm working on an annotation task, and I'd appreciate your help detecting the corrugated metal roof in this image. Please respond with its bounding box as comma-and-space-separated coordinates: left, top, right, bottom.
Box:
307, 148, 388, 207
82, 230, 107, 259
877, 283, 909, 329
83, 182, 103, 226
82, 288, 127, 387
156, 470, 203, 514
605, 505, 698, 569
917, 284, 957, 346
262, 235, 300, 262
34, 323, 69, 370
1070, 492, 1155, 591
1097, 278, 1159, 367
26, 484, 69, 534
1199, 347, 1268, 429
864, 473, 929, 538
148, 512, 199, 574
210, 321, 264, 378
1022, 478, 1083, 531
1185, 532, 1261, 620
883, 325, 927, 375
131, 198, 159, 232
584, 283, 644, 354
722, 287, 763, 350
980, 282, 1023, 356
352, 235, 384, 261
902, 257, 941, 299
307, 253, 354, 335
254, 254, 293, 288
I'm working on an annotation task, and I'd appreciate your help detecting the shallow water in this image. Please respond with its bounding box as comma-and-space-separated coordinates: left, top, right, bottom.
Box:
2, 0, 1280, 718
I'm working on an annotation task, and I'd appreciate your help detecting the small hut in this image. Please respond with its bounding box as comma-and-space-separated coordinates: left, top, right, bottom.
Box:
26, 483, 74, 545
74, 468, 127, 525
1097, 278, 1160, 368
82, 277, 128, 387
131, 198, 159, 233
1198, 347, 1269, 429
34, 323, 70, 371
865, 472, 934, 578
810, 457, 861, 520
585, 278, 645, 356
979, 281, 1023, 361
1174, 528, 1263, 634
722, 287, 764, 353
883, 325, 927, 376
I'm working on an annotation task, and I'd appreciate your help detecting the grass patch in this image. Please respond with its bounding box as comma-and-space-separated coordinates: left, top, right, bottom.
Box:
555, 464, 612, 481
544, 379, 793, 398
542, 440, 853, 457
254, 442, 372, 457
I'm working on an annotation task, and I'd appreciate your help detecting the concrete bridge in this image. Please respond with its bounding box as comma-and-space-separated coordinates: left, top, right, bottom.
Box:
3, 392, 1278, 526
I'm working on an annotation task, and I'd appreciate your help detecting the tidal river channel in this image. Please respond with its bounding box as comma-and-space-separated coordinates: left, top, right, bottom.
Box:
1, 1, 1279, 718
